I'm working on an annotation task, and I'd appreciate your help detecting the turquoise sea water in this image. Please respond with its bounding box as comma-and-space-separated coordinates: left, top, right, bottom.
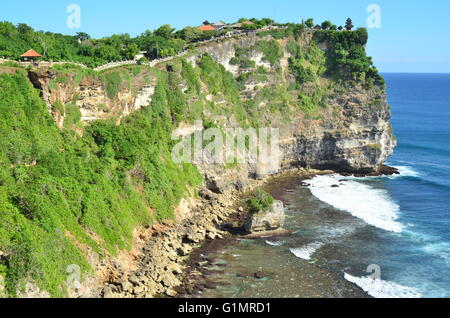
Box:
295, 73, 450, 297
201, 73, 450, 298
373, 73, 450, 297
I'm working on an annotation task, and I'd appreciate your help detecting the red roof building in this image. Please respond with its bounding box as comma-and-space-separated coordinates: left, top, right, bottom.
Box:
21, 49, 42, 58
198, 25, 215, 31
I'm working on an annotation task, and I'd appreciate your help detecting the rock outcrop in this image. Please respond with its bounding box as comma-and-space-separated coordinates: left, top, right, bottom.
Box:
28, 68, 157, 128
245, 201, 285, 233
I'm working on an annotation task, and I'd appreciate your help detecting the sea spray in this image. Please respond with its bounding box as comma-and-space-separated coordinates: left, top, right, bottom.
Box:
344, 273, 421, 298
308, 175, 404, 233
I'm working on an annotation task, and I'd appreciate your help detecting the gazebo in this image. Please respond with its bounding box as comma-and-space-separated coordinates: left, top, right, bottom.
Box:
20, 49, 42, 61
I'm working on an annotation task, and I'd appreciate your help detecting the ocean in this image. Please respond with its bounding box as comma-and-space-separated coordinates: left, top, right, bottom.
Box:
197, 73, 450, 298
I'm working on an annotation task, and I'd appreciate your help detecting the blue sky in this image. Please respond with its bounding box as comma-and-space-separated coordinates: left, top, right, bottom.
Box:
1, 0, 449, 73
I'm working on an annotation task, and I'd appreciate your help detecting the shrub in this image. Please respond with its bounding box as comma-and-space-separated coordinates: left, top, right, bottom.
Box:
64, 103, 81, 128
180, 59, 201, 94
103, 71, 122, 99
255, 40, 284, 66
312, 28, 383, 87
246, 189, 274, 214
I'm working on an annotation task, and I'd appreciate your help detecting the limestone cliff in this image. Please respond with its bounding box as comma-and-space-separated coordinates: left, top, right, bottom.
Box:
0, 28, 397, 298
178, 32, 396, 189
29, 31, 395, 177
28, 66, 157, 127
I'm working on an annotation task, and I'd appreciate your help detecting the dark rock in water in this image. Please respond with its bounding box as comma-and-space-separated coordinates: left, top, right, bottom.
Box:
331, 184, 340, 188
204, 281, 217, 289
240, 228, 293, 239
254, 272, 270, 279
377, 165, 400, 176
236, 273, 249, 278
339, 165, 400, 178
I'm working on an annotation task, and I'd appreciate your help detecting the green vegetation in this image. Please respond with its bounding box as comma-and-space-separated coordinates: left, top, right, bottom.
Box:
0, 22, 142, 67
288, 41, 326, 85
0, 70, 202, 297
51, 100, 64, 115
63, 103, 82, 128
199, 54, 240, 105
255, 40, 284, 66
103, 71, 122, 99
246, 189, 274, 214
305, 18, 314, 28
257, 23, 305, 40
180, 59, 201, 94
313, 27, 385, 87
297, 88, 328, 114
368, 143, 382, 152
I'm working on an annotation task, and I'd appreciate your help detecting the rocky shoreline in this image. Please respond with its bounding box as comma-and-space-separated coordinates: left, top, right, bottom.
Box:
97, 167, 314, 298
98, 166, 400, 298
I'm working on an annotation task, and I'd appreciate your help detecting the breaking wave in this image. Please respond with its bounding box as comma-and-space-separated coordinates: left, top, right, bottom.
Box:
308, 175, 404, 233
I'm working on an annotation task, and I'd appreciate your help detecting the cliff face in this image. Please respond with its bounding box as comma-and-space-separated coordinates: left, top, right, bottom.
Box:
29, 32, 395, 174
181, 33, 395, 182
0, 29, 396, 298
281, 85, 395, 172
28, 67, 157, 127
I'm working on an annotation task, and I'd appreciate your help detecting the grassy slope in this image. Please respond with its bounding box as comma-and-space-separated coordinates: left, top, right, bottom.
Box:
0, 69, 201, 297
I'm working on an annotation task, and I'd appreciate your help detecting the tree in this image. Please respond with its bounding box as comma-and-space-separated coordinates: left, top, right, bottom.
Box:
153, 24, 175, 40
345, 18, 354, 31
260, 18, 274, 26
202, 20, 211, 25
33, 33, 49, 57
76, 32, 91, 41
305, 18, 314, 28
95, 45, 121, 61
321, 20, 333, 30
177, 27, 202, 42
241, 23, 258, 31
17, 23, 34, 35
124, 43, 140, 60
0, 22, 17, 37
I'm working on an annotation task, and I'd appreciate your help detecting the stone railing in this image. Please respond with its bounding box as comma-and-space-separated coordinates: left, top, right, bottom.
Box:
0, 58, 88, 69
1, 26, 289, 72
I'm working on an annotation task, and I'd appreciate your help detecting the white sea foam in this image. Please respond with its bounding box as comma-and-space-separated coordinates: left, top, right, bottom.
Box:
308, 175, 404, 233
344, 273, 422, 298
290, 242, 324, 260
392, 166, 421, 178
